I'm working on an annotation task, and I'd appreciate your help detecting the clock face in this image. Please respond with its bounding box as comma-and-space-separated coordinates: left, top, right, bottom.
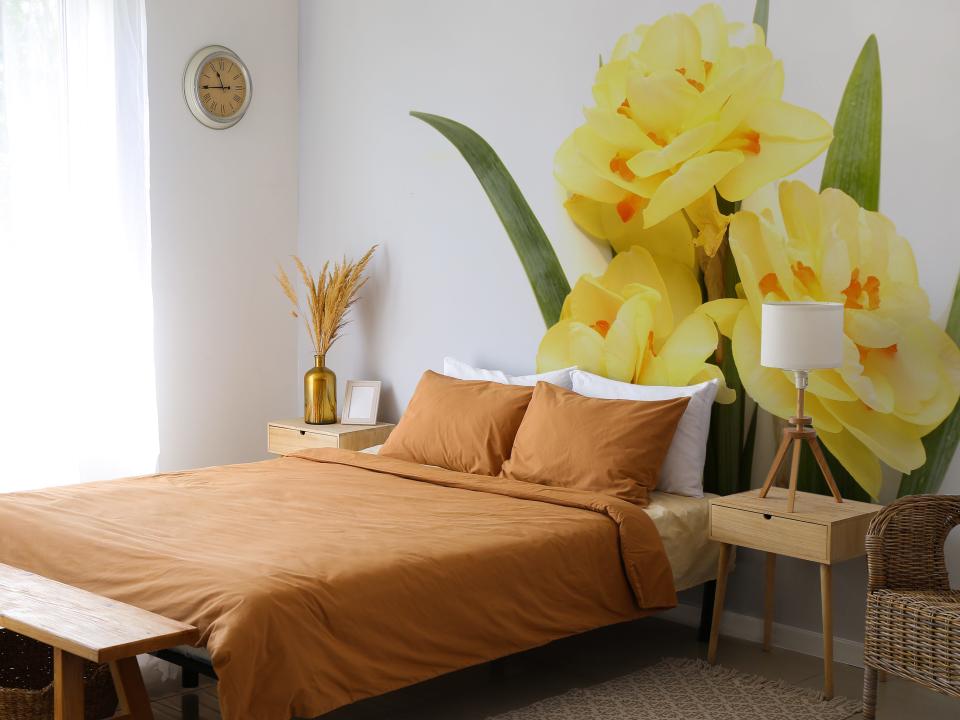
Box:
183, 46, 251, 129
198, 56, 247, 119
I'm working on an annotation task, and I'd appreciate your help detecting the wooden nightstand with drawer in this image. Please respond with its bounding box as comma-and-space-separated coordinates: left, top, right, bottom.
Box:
267, 419, 395, 455
706, 487, 880, 699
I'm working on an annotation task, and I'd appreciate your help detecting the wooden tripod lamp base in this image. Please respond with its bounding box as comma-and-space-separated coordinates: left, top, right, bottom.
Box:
758, 372, 842, 512
758, 302, 846, 512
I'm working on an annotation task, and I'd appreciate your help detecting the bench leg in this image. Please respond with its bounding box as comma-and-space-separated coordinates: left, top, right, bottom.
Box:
54, 648, 85, 720
110, 656, 154, 720
181, 667, 200, 688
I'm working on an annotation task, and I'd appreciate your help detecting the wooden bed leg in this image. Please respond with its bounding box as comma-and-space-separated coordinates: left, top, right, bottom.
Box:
697, 579, 717, 643
110, 656, 155, 720
181, 667, 200, 688
763, 552, 776, 652
707, 543, 732, 664
53, 648, 85, 720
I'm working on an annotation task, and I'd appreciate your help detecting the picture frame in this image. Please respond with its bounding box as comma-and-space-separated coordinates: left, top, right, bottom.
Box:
341, 380, 382, 425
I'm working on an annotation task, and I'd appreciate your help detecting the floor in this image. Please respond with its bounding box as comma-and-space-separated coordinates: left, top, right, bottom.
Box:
141, 617, 958, 719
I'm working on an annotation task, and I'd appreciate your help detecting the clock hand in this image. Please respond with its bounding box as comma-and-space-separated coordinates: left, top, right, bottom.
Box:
201, 85, 232, 90
215, 70, 226, 90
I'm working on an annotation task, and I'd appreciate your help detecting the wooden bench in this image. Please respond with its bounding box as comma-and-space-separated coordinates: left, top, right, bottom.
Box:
0, 563, 199, 720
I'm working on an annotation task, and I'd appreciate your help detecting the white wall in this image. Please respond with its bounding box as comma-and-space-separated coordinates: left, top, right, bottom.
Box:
147, 0, 299, 471
298, 0, 960, 643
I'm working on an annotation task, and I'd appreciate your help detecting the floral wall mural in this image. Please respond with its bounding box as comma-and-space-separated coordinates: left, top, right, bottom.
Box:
412, 1, 960, 503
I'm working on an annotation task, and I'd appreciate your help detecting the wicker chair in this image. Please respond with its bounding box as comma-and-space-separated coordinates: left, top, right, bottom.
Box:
862, 495, 960, 719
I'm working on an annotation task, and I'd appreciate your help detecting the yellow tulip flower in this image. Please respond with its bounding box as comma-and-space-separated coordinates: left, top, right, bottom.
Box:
699, 181, 960, 498
537, 246, 735, 402
555, 3, 833, 247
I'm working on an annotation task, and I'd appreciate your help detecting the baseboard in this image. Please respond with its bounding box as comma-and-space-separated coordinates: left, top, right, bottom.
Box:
662, 602, 865, 668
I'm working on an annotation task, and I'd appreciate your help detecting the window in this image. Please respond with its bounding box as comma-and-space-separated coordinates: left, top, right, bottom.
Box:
0, 0, 157, 490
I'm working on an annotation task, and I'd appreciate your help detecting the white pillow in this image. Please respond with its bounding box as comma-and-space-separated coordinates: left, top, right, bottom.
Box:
442, 357, 575, 389
570, 369, 719, 498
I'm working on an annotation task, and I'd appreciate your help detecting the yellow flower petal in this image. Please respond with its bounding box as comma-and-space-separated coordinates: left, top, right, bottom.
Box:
816, 427, 883, 499
653, 254, 703, 325
635, 11, 702, 75
605, 206, 696, 268
777, 180, 821, 254
689, 364, 736, 404
698, 298, 747, 338
656, 312, 720, 386
584, 106, 656, 150
690, 3, 730, 61
600, 246, 674, 341
626, 71, 699, 143
820, 397, 926, 473
565, 275, 623, 326
643, 150, 743, 228
554, 134, 626, 204
684, 189, 730, 256
537, 321, 604, 375
716, 100, 832, 201
563, 194, 606, 238
627, 124, 717, 178
605, 287, 659, 382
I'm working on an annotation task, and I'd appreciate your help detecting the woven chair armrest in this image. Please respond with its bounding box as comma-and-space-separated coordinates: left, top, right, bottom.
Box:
866, 495, 960, 592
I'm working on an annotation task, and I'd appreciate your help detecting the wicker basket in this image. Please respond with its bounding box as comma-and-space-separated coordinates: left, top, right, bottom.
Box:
0, 629, 118, 720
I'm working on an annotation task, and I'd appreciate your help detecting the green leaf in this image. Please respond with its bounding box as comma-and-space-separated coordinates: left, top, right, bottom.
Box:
740, 403, 759, 490
410, 111, 571, 327
898, 275, 960, 496
753, 0, 769, 40
820, 35, 882, 211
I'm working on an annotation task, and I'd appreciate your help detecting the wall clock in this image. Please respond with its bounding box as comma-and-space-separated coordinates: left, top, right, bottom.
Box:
183, 45, 251, 129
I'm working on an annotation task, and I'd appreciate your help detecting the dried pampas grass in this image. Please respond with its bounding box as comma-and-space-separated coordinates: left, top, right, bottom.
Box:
276, 245, 377, 357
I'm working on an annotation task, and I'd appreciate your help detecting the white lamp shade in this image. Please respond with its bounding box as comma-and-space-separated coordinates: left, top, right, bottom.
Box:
761, 302, 844, 370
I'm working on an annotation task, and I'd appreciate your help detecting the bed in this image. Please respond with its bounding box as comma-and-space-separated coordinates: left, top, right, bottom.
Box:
0, 446, 717, 720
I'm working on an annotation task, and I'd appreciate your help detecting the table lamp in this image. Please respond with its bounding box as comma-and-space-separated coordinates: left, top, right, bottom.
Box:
758, 301, 845, 512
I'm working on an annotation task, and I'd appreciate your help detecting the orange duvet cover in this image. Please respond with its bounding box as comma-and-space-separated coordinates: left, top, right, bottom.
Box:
0, 449, 675, 720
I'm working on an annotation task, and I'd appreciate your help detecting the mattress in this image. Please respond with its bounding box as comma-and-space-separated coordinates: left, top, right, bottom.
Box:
361, 444, 719, 593
171, 446, 718, 671
0, 448, 676, 719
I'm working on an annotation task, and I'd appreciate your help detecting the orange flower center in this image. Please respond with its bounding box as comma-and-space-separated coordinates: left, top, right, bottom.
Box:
858, 343, 898, 364
759, 272, 788, 300
842, 269, 881, 310
591, 319, 611, 338
717, 130, 761, 155
617, 99, 632, 118
646, 131, 668, 147
675, 67, 704, 92
791, 261, 821, 295
646, 330, 657, 357
616, 194, 644, 223
609, 153, 636, 181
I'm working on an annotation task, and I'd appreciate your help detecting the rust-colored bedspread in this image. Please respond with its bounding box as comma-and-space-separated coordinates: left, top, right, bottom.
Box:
0, 449, 675, 719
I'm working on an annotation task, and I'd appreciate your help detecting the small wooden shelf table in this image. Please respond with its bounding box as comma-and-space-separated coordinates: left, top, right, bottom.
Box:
267, 418, 394, 455
706, 487, 880, 699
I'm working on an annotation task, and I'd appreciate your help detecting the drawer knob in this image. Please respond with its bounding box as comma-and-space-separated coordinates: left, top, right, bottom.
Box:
299, 430, 306, 436
763, 513, 772, 520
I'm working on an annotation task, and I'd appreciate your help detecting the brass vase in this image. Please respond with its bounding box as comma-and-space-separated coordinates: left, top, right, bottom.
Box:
304, 354, 337, 424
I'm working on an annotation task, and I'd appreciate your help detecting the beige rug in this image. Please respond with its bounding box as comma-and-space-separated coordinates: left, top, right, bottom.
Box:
489, 658, 861, 719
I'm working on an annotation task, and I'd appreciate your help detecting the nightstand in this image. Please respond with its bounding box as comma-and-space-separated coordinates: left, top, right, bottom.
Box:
267, 418, 395, 455
706, 487, 880, 699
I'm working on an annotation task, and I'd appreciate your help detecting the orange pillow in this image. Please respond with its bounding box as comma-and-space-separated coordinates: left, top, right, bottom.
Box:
380, 371, 534, 476
500, 382, 689, 505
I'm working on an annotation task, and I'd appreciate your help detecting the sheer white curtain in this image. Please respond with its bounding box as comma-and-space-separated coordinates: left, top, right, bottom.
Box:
0, 0, 157, 491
